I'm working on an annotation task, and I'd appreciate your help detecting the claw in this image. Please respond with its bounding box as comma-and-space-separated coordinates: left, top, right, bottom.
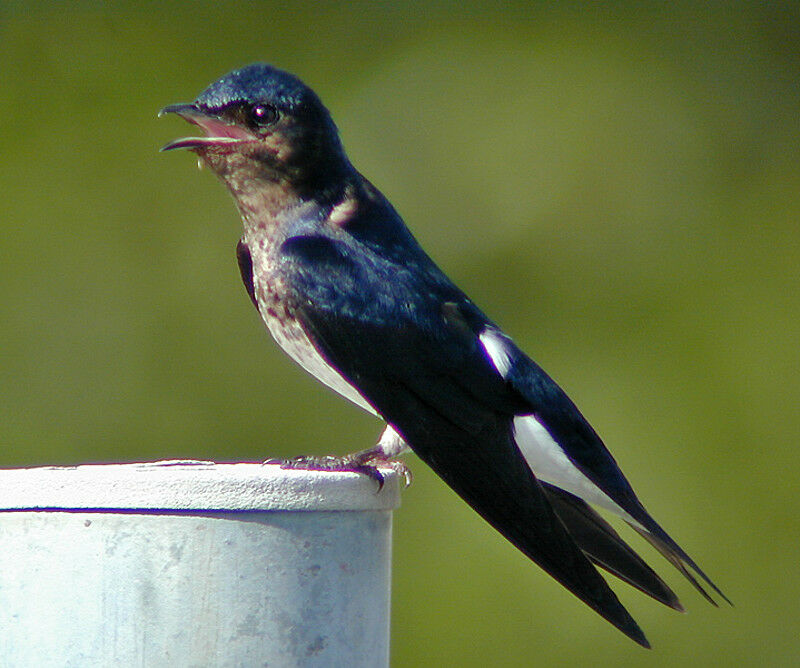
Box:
381, 459, 413, 488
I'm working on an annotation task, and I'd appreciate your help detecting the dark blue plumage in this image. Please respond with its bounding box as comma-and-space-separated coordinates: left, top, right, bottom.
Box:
161, 63, 729, 648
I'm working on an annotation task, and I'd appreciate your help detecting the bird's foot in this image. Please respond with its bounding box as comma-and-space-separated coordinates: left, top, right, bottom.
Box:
264, 450, 411, 491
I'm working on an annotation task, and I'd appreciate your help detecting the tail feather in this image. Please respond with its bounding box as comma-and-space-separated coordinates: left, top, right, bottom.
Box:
543, 484, 684, 611
631, 525, 732, 607
410, 427, 653, 648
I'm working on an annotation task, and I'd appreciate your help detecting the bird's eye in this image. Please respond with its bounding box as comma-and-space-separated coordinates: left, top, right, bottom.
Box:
247, 103, 279, 128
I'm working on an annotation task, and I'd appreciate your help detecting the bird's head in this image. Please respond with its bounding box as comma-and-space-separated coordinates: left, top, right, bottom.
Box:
161, 64, 350, 193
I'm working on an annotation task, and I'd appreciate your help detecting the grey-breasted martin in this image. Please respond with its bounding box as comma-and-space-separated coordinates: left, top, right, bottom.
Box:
161, 63, 729, 647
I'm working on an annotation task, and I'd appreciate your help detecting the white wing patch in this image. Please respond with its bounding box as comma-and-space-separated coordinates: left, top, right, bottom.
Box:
513, 414, 639, 525
479, 328, 514, 377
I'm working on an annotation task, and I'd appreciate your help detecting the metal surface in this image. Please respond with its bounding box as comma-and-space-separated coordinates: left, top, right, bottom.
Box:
0, 461, 400, 667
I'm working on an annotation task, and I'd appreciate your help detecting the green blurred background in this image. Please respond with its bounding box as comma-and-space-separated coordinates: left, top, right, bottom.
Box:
1, 2, 798, 665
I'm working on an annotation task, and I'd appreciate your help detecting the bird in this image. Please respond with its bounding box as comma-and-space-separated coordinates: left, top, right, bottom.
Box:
161, 63, 729, 648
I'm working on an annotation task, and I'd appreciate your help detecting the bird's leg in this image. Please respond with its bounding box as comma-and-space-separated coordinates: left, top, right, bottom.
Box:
349, 425, 413, 487
265, 425, 412, 489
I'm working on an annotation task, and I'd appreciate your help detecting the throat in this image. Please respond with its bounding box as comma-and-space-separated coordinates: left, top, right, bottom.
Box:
208, 151, 356, 240
237, 182, 303, 232
224, 171, 307, 239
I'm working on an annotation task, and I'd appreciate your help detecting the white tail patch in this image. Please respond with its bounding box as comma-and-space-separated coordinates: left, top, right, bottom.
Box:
513, 414, 638, 524
479, 328, 513, 377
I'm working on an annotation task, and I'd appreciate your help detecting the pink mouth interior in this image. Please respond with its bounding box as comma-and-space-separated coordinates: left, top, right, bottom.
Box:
194, 115, 256, 141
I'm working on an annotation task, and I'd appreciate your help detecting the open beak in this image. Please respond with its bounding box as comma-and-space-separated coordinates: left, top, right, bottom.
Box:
159, 103, 257, 151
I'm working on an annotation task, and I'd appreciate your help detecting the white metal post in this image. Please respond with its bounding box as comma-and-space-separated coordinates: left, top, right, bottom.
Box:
0, 460, 400, 667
